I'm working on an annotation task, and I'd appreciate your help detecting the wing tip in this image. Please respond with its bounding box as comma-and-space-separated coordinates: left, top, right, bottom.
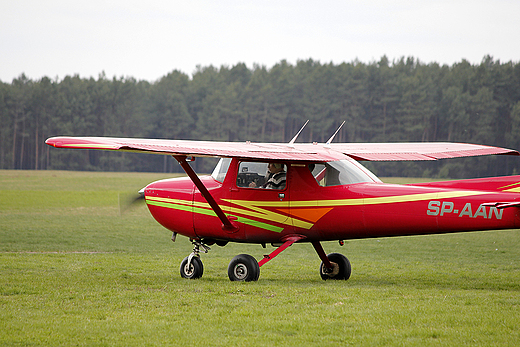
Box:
45, 136, 121, 150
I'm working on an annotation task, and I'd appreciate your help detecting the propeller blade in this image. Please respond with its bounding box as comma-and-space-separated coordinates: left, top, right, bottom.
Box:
118, 190, 146, 215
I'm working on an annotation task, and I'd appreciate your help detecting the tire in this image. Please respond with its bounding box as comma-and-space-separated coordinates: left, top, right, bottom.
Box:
227, 254, 260, 282
319, 253, 351, 280
180, 256, 204, 279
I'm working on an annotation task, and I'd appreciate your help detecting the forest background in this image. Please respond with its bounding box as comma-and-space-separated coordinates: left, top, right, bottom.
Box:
2, 56, 520, 178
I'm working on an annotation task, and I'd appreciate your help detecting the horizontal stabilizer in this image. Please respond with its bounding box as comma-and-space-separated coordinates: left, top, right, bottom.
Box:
482, 202, 520, 209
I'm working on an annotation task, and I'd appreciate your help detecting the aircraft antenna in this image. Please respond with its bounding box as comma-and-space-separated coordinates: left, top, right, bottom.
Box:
324, 121, 346, 148
288, 120, 309, 147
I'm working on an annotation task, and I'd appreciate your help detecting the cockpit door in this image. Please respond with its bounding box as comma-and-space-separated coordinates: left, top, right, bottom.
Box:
230, 161, 291, 239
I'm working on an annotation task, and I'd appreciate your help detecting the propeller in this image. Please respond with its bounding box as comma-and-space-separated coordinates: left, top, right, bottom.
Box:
118, 189, 146, 215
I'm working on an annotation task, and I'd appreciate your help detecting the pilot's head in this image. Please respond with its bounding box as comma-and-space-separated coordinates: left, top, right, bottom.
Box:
268, 163, 284, 173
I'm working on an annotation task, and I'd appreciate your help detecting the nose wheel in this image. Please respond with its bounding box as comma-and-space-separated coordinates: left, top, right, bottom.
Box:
180, 255, 203, 279
180, 240, 210, 279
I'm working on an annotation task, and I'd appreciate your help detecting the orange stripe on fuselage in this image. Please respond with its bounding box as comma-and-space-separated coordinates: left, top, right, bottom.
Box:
276, 207, 334, 223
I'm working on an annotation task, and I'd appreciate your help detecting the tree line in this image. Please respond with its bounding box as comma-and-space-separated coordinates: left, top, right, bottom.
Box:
1, 56, 520, 178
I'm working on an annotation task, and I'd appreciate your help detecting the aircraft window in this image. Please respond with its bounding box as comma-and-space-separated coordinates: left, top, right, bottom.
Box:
237, 162, 287, 189
309, 160, 381, 186
211, 158, 232, 183
309, 163, 327, 186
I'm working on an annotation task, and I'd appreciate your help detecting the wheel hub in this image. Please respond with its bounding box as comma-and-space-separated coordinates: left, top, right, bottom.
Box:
184, 263, 194, 276
323, 261, 340, 277
233, 264, 248, 280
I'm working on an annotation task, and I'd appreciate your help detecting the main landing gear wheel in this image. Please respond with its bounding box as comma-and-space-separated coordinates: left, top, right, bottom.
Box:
228, 254, 260, 282
180, 256, 204, 279
319, 253, 351, 280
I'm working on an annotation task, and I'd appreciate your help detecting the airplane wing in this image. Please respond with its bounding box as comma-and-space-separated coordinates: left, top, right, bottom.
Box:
45, 136, 519, 162
326, 142, 519, 161
45, 136, 345, 161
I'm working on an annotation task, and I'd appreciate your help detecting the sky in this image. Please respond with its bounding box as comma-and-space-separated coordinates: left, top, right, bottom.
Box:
1, 0, 519, 83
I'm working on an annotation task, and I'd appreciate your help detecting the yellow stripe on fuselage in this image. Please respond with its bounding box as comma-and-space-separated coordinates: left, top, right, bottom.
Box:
146, 190, 492, 232
316, 190, 492, 207
146, 196, 193, 206
221, 199, 312, 229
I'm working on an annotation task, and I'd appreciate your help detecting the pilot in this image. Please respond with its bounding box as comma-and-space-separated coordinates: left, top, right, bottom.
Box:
250, 163, 286, 189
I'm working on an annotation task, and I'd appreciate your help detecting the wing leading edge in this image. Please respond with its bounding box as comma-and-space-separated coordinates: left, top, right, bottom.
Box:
45, 136, 519, 162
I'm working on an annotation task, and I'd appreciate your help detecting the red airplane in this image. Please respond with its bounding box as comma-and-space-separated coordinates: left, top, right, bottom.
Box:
46, 130, 520, 282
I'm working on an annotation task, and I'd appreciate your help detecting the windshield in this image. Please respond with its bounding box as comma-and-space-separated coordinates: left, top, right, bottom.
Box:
310, 159, 381, 186
211, 158, 232, 183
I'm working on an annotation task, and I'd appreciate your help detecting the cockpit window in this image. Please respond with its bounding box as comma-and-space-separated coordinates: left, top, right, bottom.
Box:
237, 161, 287, 189
309, 160, 381, 186
211, 158, 232, 183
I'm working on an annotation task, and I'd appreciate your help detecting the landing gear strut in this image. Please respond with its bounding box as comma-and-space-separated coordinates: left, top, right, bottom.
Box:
312, 241, 351, 280
179, 238, 351, 281
180, 240, 210, 279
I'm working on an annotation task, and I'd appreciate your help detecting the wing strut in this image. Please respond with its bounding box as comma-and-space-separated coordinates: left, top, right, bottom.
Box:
174, 155, 239, 233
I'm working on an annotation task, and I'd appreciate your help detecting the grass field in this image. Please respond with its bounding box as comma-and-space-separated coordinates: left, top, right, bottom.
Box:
1, 170, 520, 346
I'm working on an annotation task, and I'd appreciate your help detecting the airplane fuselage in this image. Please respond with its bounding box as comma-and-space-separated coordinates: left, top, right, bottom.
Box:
144, 158, 520, 244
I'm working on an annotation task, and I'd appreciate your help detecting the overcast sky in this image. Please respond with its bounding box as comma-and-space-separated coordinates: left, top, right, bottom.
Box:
1, 0, 519, 83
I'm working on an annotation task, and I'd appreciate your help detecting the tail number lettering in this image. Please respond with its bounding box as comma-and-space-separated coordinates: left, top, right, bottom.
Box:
427, 201, 503, 220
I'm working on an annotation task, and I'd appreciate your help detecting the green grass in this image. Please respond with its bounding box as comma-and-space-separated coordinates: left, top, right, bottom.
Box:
1, 170, 519, 346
